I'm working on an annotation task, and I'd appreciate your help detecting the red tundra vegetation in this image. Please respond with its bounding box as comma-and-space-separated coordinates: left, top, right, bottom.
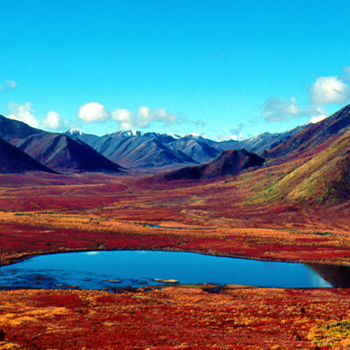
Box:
1, 287, 350, 349
0, 165, 350, 348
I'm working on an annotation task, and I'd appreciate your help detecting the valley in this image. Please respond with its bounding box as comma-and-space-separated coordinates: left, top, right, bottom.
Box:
1, 106, 350, 348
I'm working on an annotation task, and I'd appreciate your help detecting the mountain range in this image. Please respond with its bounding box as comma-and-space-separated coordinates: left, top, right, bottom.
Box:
1, 105, 350, 188
0, 115, 124, 174
66, 123, 307, 170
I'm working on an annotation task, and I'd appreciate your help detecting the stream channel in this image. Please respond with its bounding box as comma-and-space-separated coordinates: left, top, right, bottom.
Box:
1, 250, 350, 290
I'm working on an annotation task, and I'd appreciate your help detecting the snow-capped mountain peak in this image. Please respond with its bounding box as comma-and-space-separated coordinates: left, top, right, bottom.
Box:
68, 128, 83, 136
167, 133, 181, 139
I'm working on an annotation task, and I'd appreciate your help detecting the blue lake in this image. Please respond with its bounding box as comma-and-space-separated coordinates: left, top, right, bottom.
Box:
0, 250, 348, 290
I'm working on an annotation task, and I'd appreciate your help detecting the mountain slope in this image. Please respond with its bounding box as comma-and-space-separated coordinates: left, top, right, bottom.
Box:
163, 149, 265, 180
67, 130, 196, 170
0, 115, 125, 173
166, 135, 220, 163
217, 124, 308, 155
67, 124, 305, 171
0, 138, 56, 174
0, 115, 42, 142
262, 105, 350, 160
14, 133, 125, 173
270, 128, 350, 205
252, 112, 350, 206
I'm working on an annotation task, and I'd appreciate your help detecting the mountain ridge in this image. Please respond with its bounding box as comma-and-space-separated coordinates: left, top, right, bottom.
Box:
1, 105, 350, 183
162, 149, 265, 181
15, 133, 126, 173
262, 104, 350, 161
66, 123, 306, 170
0, 137, 57, 174
0, 115, 125, 173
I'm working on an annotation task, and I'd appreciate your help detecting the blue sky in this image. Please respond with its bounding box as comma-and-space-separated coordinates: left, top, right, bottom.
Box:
1, 0, 350, 140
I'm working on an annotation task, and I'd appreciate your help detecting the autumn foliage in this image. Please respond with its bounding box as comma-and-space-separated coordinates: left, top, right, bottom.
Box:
0, 168, 350, 348
1, 287, 350, 349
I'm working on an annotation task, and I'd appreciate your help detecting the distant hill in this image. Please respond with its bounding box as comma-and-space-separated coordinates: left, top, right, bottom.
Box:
1, 104, 348, 177
66, 124, 305, 171
166, 135, 220, 163
0, 115, 125, 173
217, 124, 308, 155
14, 133, 125, 173
262, 105, 350, 160
0, 138, 56, 174
163, 149, 265, 180
66, 130, 196, 170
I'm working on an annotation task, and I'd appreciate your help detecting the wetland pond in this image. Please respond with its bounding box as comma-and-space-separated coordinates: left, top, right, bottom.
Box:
1, 250, 350, 290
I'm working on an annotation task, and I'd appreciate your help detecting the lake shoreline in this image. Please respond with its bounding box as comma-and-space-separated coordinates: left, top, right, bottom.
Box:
2, 245, 350, 270
0, 250, 342, 289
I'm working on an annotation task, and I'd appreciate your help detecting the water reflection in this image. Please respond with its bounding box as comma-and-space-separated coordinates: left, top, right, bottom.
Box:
0, 251, 348, 290
307, 263, 350, 288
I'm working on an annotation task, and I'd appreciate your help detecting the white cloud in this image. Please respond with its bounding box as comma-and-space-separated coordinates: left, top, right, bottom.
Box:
342, 66, 350, 82
77, 102, 179, 130
136, 106, 177, 124
230, 123, 245, 140
259, 68, 350, 127
111, 108, 133, 124
0, 80, 17, 92
111, 108, 146, 129
110, 105, 178, 129
261, 97, 301, 122
260, 96, 331, 125
310, 76, 350, 105
5, 80, 17, 90
177, 112, 206, 128
6, 102, 39, 128
137, 106, 150, 119
305, 107, 328, 124
78, 102, 109, 123
43, 110, 61, 129
140, 107, 177, 124
194, 119, 206, 127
